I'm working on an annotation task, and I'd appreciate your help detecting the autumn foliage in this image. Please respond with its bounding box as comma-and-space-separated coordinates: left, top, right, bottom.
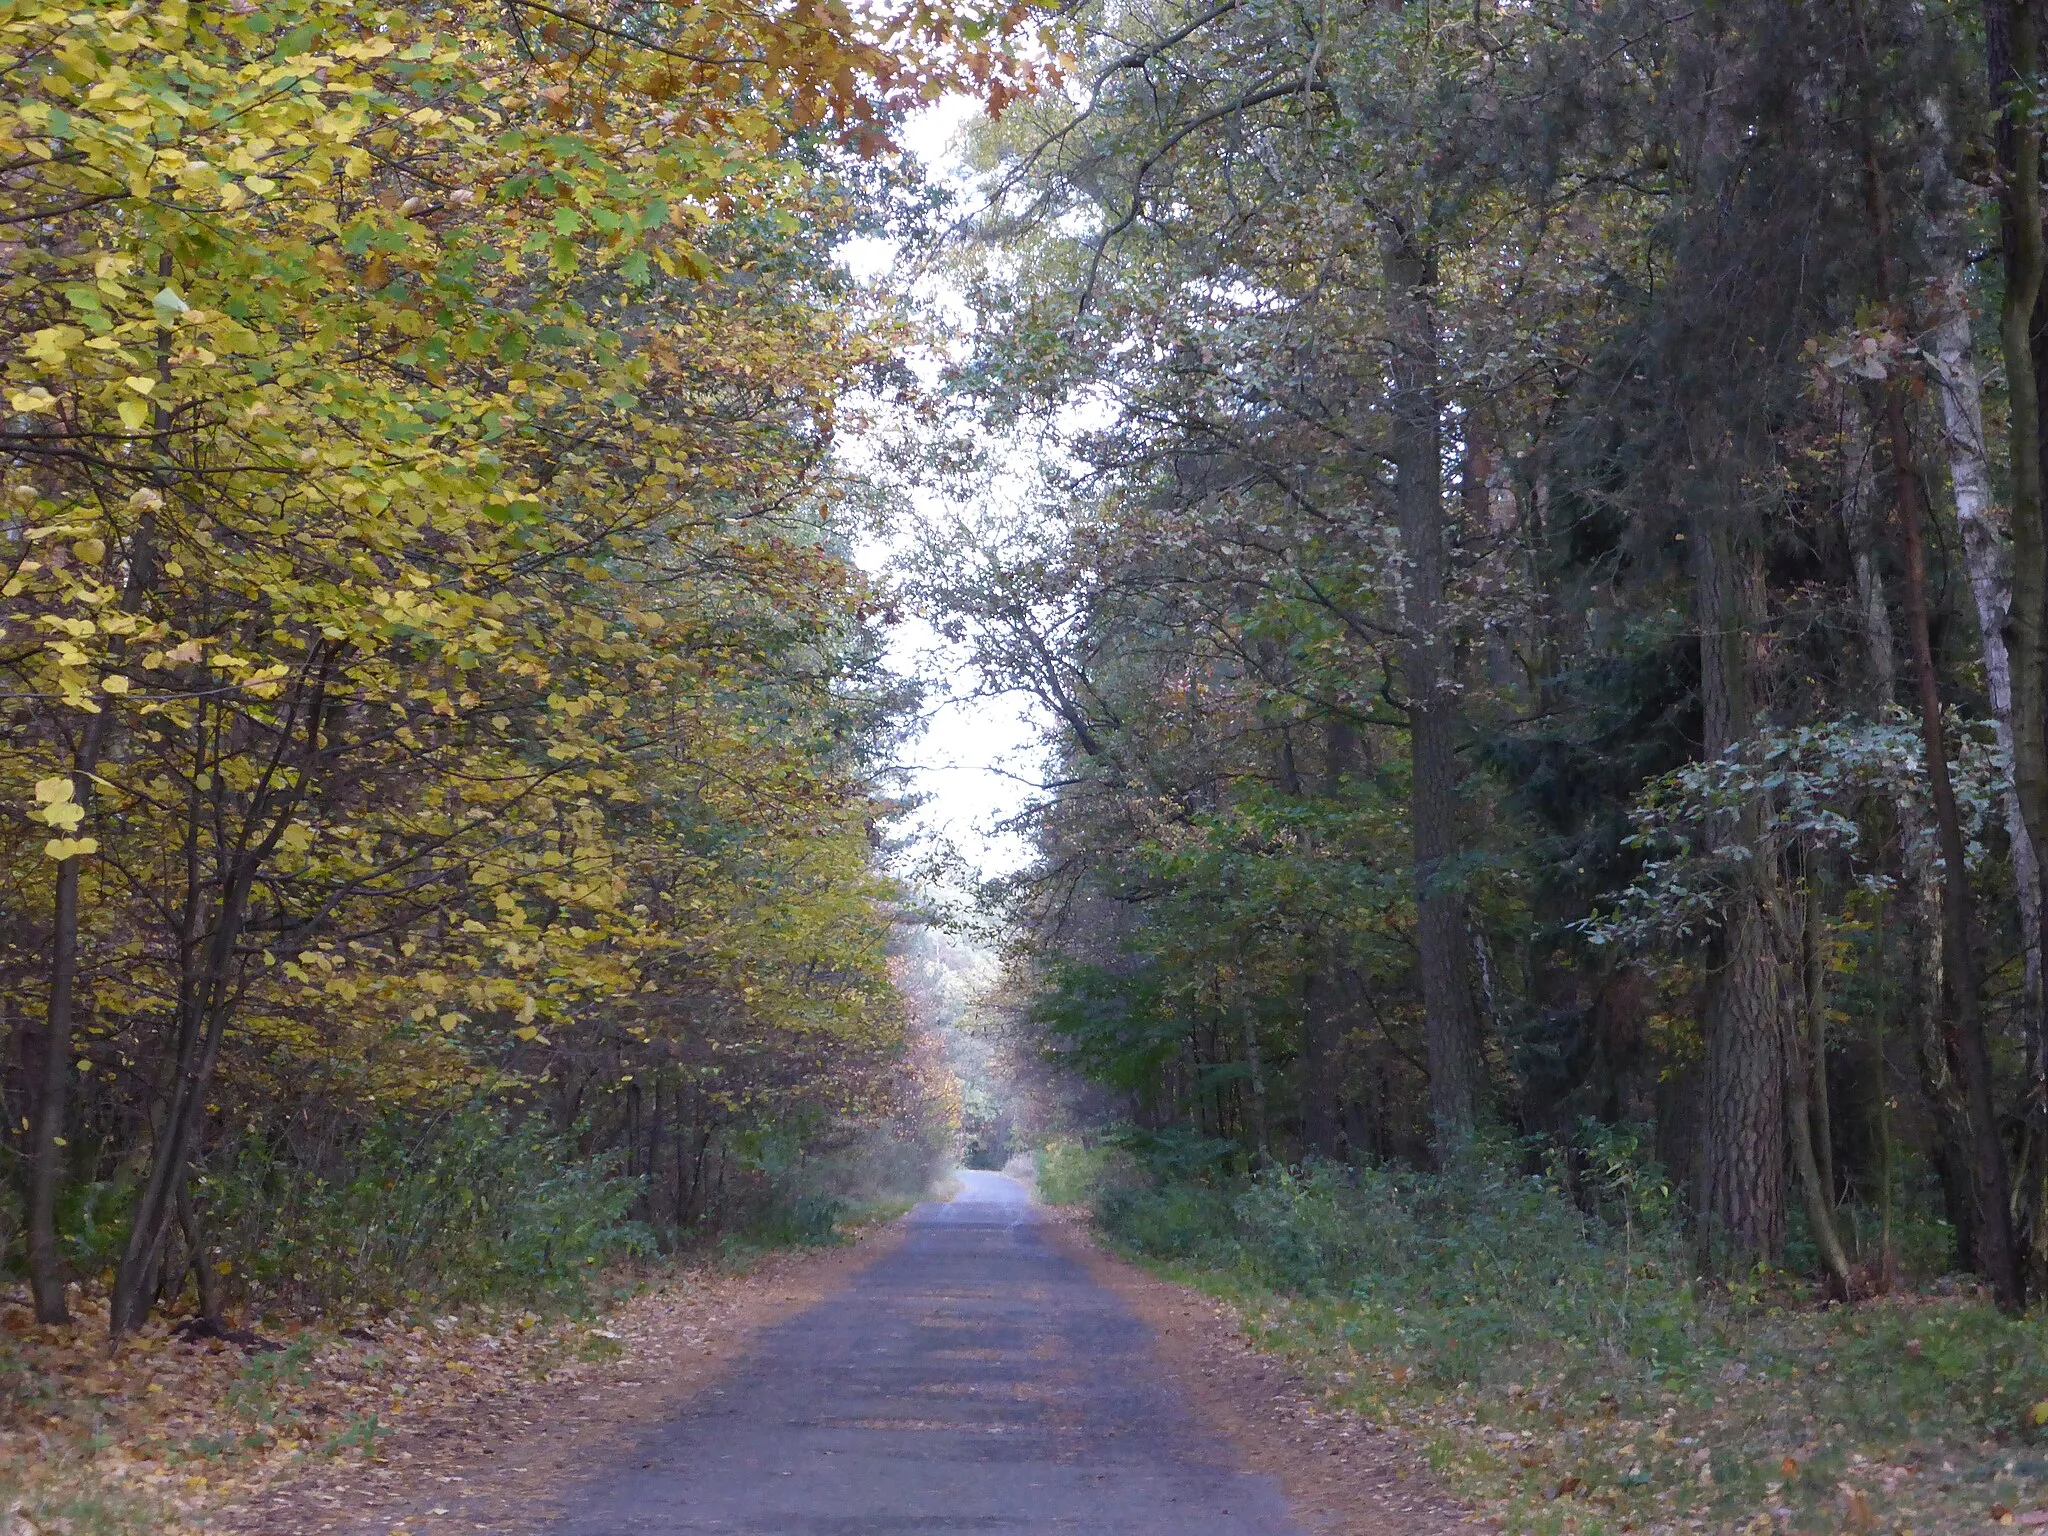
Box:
0, 0, 1033, 1334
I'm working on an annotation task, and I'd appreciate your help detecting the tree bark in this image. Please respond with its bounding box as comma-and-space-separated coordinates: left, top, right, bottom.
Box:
1793, 864, 1854, 1296
1848, 26, 2022, 1303
1242, 1009, 1270, 1166
1990, 0, 2048, 1310
25, 726, 102, 1324
1381, 218, 1486, 1154
1930, 274, 2043, 1005
111, 650, 336, 1336
1843, 401, 1975, 1276
179, 1171, 223, 1323
27, 502, 159, 1324
1300, 962, 1342, 1159
1692, 516, 1787, 1263
1947, 252, 2048, 1291
1802, 869, 1836, 1207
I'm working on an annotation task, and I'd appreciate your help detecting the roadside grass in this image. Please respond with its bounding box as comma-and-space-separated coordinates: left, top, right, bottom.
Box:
1083, 1151, 2048, 1535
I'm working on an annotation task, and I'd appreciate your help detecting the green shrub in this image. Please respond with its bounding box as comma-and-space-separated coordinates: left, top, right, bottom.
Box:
739, 1190, 847, 1247
1034, 1139, 1131, 1206
1100, 1136, 1704, 1382
205, 1106, 646, 1313
1093, 1133, 2048, 1533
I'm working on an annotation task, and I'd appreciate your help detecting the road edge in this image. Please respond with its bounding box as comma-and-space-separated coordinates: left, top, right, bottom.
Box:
206, 1213, 918, 1536
1041, 1213, 1473, 1536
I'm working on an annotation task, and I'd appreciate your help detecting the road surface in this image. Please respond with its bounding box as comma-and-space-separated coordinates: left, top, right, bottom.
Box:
541, 1169, 1304, 1535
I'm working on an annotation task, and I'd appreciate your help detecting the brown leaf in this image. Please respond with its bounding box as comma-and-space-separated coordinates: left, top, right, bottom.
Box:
1841, 1487, 1875, 1533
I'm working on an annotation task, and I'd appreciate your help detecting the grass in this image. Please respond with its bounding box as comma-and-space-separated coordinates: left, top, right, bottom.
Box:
1092, 1151, 2046, 1534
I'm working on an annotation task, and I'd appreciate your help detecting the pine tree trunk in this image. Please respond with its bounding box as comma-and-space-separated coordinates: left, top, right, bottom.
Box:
1381, 218, 1485, 1153
1692, 516, 1787, 1263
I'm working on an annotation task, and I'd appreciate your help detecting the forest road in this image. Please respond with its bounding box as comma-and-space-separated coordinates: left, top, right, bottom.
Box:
537, 1169, 1306, 1536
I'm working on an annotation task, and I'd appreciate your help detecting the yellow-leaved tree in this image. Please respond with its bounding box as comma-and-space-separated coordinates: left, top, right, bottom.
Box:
1, 0, 1042, 1331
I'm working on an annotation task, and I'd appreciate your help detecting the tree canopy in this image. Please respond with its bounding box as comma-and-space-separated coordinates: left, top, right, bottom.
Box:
0, 0, 1040, 1330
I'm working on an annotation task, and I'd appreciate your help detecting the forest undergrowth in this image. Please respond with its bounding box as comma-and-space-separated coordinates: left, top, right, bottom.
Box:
1041, 1142, 2048, 1536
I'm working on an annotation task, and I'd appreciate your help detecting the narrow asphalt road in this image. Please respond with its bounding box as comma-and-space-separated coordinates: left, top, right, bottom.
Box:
541, 1170, 1305, 1535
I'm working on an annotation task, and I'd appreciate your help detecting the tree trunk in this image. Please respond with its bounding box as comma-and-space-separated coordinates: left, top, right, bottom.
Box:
1991, 0, 2048, 1311
1945, 152, 2048, 1293
1930, 274, 2043, 1005
179, 1172, 223, 1323
1692, 516, 1786, 1263
26, 737, 100, 1325
1381, 218, 1485, 1153
112, 654, 334, 1336
1847, 35, 2022, 1303
1242, 1009, 1270, 1166
1300, 963, 1342, 1159
1793, 863, 1855, 1296
27, 499, 159, 1324
1892, 408, 2020, 1304
1802, 869, 1836, 1206
1842, 387, 1968, 1284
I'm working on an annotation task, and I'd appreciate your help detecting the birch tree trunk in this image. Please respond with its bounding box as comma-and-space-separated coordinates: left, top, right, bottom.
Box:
1929, 274, 2043, 1004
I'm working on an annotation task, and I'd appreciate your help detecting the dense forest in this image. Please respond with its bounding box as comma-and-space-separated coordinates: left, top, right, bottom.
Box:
0, 0, 1048, 1333
917, 0, 2048, 1308
14, 0, 2048, 1350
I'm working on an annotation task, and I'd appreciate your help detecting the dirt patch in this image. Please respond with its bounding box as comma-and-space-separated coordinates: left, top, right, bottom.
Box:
1046, 1218, 1471, 1536
205, 1222, 910, 1536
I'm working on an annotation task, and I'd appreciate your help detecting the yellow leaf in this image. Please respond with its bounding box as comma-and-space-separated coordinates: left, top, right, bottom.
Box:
101, 674, 130, 694
9, 387, 57, 413
25, 326, 83, 366
34, 776, 74, 804
72, 536, 105, 564
117, 397, 150, 431
122, 375, 156, 395
39, 801, 85, 830
43, 837, 99, 859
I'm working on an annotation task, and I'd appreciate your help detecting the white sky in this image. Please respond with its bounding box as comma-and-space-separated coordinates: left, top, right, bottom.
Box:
841, 100, 1047, 888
